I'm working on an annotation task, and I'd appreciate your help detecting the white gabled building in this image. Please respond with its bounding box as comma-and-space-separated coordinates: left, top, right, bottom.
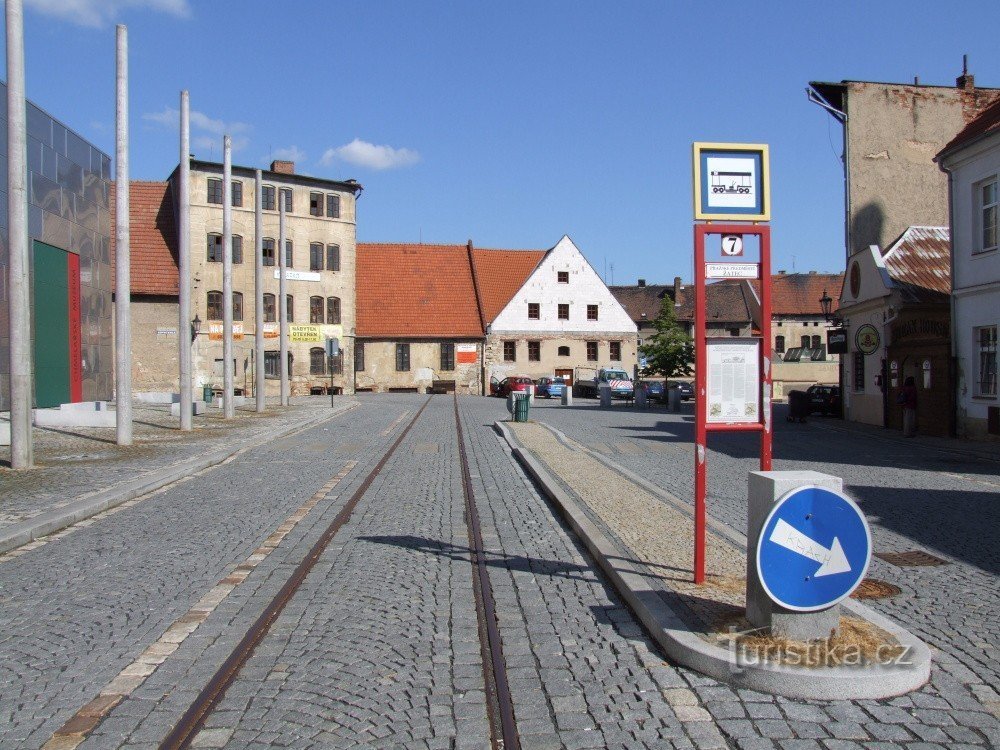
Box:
473, 236, 638, 386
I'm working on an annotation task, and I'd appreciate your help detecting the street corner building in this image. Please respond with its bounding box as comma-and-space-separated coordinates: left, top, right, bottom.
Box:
0, 83, 114, 411
120, 159, 363, 398
354, 235, 638, 395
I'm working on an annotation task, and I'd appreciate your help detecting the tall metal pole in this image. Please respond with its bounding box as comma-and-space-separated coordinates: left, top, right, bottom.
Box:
178, 91, 192, 429
278, 201, 289, 406
693, 224, 707, 585
6, 0, 32, 468
114, 24, 132, 445
222, 136, 234, 419
254, 170, 265, 412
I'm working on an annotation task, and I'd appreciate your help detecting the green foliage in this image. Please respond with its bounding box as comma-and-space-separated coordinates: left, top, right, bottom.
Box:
639, 294, 694, 379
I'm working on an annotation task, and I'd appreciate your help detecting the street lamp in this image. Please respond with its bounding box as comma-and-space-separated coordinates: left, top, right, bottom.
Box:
820, 289, 833, 321
190, 313, 201, 343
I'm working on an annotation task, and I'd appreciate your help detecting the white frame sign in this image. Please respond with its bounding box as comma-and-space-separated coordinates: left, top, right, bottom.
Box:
706, 338, 761, 424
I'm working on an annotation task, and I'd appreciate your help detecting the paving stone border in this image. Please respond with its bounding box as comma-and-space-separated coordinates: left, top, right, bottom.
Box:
495, 419, 932, 701
0, 403, 356, 556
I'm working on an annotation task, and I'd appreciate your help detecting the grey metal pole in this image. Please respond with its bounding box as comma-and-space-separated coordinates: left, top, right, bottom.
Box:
278, 201, 289, 406
222, 135, 234, 419
6, 0, 32, 468
115, 24, 132, 445
254, 170, 265, 412
178, 91, 192, 430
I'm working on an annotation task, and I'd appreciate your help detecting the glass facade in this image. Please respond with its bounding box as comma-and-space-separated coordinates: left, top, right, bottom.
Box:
0, 83, 113, 409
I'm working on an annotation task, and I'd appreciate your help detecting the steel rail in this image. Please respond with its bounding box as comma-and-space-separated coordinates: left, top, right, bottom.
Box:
159, 397, 432, 750
453, 395, 521, 750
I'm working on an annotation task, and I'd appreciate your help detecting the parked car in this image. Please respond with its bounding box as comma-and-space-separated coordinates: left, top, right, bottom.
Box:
494, 376, 534, 398
666, 380, 694, 401
535, 376, 566, 399
806, 384, 841, 416
638, 380, 665, 402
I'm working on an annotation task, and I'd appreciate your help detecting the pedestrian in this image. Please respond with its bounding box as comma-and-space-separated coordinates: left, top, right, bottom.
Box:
899, 376, 918, 437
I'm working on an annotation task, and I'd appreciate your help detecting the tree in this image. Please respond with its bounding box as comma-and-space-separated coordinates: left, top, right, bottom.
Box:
639, 294, 694, 379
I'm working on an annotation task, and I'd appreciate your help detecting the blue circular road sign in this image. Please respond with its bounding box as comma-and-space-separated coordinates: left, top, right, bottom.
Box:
756, 485, 871, 612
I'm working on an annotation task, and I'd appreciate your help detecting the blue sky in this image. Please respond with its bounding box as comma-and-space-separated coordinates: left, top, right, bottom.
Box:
11, 0, 1000, 285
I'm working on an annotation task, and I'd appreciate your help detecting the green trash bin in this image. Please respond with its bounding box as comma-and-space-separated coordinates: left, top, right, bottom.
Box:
203, 385, 214, 403
513, 392, 530, 422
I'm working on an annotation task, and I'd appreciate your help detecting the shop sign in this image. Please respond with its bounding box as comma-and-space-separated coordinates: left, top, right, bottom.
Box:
827, 328, 847, 355
456, 343, 478, 364
854, 324, 880, 355
289, 324, 323, 343
209, 322, 244, 341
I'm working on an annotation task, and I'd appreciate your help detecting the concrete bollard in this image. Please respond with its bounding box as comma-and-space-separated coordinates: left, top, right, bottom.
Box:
561, 388, 573, 406
746, 471, 846, 640
599, 383, 612, 408
667, 386, 682, 412
526, 384, 535, 405
635, 386, 647, 408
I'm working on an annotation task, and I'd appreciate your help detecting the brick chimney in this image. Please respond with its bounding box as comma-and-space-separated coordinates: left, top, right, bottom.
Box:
270, 160, 295, 174
638, 278, 646, 287
956, 54, 975, 91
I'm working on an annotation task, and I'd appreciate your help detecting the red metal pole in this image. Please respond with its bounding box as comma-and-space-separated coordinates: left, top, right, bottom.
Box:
694, 225, 707, 584
759, 225, 773, 471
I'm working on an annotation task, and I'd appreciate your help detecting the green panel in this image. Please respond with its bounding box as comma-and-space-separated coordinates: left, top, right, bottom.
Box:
33, 241, 70, 408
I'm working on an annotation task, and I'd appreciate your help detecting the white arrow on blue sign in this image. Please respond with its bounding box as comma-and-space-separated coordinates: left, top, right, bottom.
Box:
756, 485, 872, 612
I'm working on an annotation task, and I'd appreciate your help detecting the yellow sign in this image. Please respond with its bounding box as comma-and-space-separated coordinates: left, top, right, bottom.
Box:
289, 324, 323, 343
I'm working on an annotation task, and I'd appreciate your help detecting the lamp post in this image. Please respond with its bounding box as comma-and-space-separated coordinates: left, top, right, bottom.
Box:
819, 289, 845, 419
820, 289, 833, 321
191, 314, 201, 343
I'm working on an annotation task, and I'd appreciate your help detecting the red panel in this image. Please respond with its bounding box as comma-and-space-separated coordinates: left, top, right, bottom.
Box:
67, 253, 83, 402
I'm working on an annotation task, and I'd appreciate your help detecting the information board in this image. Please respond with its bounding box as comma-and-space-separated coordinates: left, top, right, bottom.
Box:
706, 339, 760, 424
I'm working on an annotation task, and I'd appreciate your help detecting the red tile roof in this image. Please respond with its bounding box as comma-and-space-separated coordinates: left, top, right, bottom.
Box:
356, 243, 485, 338
741, 273, 844, 316
470, 248, 546, 323
675, 282, 753, 323
110, 181, 178, 295
938, 95, 1000, 160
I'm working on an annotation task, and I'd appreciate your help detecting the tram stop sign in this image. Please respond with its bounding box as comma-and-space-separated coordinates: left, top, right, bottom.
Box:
756, 485, 871, 612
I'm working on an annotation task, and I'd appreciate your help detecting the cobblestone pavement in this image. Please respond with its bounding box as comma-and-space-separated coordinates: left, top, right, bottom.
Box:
522, 396, 1000, 747
0, 394, 997, 749
0, 397, 352, 530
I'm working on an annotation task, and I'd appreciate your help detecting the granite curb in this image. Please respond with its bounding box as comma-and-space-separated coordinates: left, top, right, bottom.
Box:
495, 418, 932, 701
0, 402, 357, 556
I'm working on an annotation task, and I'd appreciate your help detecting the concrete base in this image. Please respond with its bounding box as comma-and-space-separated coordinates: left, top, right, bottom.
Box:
212, 395, 248, 409
34, 402, 116, 428
135, 392, 180, 404
170, 400, 206, 417
561, 389, 573, 406
747, 471, 845, 640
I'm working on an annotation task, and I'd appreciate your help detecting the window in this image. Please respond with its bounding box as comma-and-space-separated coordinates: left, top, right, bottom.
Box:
811, 335, 822, 349
261, 185, 276, 211
310, 347, 326, 375
233, 235, 243, 264
396, 343, 410, 371
587, 304, 599, 321
528, 303, 540, 320
233, 292, 243, 321
264, 351, 292, 379
503, 341, 516, 362
207, 290, 223, 320
207, 178, 223, 204
441, 342, 455, 371
558, 345, 570, 357
263, 293, 276, 323
610, 341, 621, 361
355, 342, 365, 372
286, 294, 294, 322
207, 233, 222, 262
310, 242, 323, 271
528, 341, 540, 361
285, 241, 294, 268
327, 244, 340, 271
775, 335, 785, 354
262, 238, 276, 267
327, 296, 341, 324
801, 335, 811, 348
730, 328, 740, 336
310, 295, 324, 323
558, 304, 569, 320
280, 187, 293, 212
558, 271, 569, 283
853, 352, 865, 391
326, 194, 340, 218
977, 325, 997, 397
231, 181, 243, 207
309, 192, 323, 216
586, 341, 598, 361
978, 177, 998, 254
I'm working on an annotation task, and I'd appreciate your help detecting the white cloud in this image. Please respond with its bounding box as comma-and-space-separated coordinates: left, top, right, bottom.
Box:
26, 0, 190, 27
143, 106, 250, 153
320, 139, 420, 170
269, 146, 306, 163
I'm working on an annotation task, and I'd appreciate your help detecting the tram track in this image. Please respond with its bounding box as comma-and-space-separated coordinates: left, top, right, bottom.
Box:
151, 395, 520, 750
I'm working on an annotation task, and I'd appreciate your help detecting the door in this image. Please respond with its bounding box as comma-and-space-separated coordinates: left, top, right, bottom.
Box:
32, 241, 81, 408
555, 368, 574, 386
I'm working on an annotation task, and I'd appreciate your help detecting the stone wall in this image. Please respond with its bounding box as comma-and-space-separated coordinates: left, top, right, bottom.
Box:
355, 340, 483, 394
484, 332, 638, 384
130, 297, 181, 393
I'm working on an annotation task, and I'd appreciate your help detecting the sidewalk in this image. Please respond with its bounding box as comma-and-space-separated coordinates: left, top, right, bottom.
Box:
0, 397, 355, 552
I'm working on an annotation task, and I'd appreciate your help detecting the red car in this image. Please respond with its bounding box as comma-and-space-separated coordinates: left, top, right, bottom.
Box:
493, 376, 533, 397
